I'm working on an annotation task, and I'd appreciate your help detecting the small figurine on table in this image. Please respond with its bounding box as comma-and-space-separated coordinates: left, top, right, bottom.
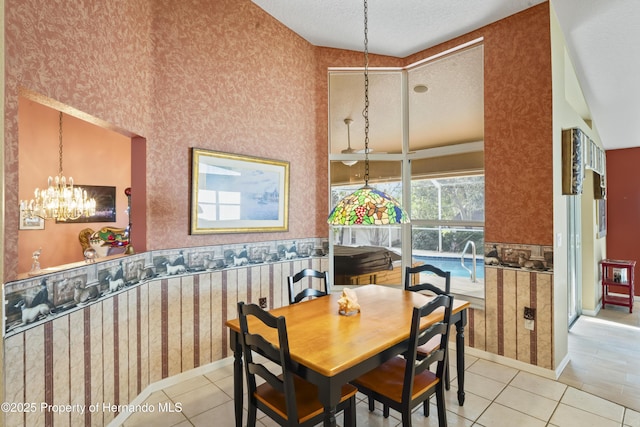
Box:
31, 248, 42, 272
338, 288, 361, 316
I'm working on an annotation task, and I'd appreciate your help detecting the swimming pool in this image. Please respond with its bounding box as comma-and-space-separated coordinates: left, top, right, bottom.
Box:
413, 255, 485, 280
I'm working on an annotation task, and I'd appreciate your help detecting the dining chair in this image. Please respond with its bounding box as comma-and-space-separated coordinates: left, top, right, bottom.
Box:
237, 302, 357, 427
351, 293, 453, 426
405, 264, 453, 390
405, 263, 451, 294
287, 268, 329, 304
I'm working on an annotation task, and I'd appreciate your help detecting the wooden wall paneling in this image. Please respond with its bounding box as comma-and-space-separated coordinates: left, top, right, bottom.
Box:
69, 310, 85, 426
181, 275, 195, 373
193, 275, 201, 368
198, 272, 213, 366
43, 322, 52, 426
139, 283, 150, 393
117, 292, 129, 422
148, 280, 163, 383
499, 269, 516, 356
210, 271, 223, 362
259, 264, 270, 309
101, 297, 115, 425
167, 277, 183, 377
321, 257, 329, 274
24, 325, 45, 426
89, 303, 104, 427
224, 269, 237, 323
464, 309, 472, 348
236, 268, 248, 308
249, 265, 261, 306
536, 272, 554, 369
272, 262, 285, 307
52, 315, 70, 427
128, 287, 139, 402
4, 334, 25, 427
117, 293, 128, 421
485, 268, 499, 354
516, 270, 532, 364
224, 269, 237, 359
502, 271, 518, 360
472, 306, 487, 351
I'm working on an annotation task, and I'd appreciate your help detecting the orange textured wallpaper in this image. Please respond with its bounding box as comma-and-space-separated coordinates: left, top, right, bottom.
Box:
4, 1, 554, 280
4, 0, 324, 280
483, 5, 553, 246
405, 3, 554, 246
5, 0, 154, 280
146, 1, 321, 250
605, 148, 640, 294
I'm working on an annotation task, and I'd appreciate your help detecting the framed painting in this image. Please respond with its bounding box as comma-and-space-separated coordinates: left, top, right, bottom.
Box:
56, 185, 117, 223
190, 148, 289, 234
562, 128, 585, 195
19, 208, 45, 230
597, 198, 607, 238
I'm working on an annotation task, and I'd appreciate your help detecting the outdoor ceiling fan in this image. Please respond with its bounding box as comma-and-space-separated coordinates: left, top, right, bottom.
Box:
341, 118, 375, 166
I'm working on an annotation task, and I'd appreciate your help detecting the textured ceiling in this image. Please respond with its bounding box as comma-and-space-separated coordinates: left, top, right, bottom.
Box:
252, 0, 640, 151
328, 44, 484, 155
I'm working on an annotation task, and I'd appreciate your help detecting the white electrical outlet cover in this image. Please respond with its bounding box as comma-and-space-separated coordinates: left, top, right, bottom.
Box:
524, 319, 535, 331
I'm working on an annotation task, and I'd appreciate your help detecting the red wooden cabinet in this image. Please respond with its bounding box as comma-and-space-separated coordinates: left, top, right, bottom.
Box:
601, 259, 636, 313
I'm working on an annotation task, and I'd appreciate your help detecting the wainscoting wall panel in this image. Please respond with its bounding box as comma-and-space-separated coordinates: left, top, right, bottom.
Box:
3, 256, 328, 426
468, 266, 554, 370
3, 254, 558, 426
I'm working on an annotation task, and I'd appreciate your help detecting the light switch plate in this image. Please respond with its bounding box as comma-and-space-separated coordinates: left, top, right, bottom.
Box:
524, 319, 535, 331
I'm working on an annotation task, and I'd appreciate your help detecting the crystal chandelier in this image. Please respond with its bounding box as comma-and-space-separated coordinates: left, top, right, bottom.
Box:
327, 0, 409, 226
20, 112, 96, 221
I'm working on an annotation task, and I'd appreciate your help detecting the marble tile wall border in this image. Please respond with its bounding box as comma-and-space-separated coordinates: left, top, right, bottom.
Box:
483, 241, 554, 272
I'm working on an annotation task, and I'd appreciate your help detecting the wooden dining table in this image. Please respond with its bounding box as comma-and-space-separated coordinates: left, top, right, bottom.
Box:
226, 284, 470, 427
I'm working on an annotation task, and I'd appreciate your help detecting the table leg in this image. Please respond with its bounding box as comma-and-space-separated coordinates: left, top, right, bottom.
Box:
455, 310, 467, 406
322, 407, 337, 427
316, 380, 340, 427
230, 331, 243, 427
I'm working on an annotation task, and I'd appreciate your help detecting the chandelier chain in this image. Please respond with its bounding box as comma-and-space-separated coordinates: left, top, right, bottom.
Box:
326, 0, 410, 226
363, 0, 370, 186
58, 112, 64, 175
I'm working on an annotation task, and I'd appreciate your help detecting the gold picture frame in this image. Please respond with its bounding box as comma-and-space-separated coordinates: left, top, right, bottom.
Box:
19, 209, 45, 230
190, 148, 289, 234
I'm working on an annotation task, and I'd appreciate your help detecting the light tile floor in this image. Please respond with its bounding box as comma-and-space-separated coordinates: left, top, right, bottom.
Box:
115, 306, 640, 427
558, 304, 640, 414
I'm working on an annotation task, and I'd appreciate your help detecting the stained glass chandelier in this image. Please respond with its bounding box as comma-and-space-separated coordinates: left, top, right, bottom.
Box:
20, 112, 96, 221
327, 0, 409, 226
